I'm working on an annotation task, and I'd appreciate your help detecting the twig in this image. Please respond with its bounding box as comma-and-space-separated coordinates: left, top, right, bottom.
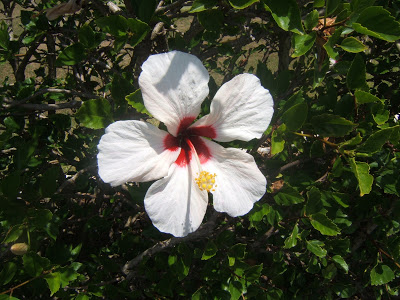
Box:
155, 0, 189, 14
6, 88, 98, 108
56, 165, 97, 194
9, 100, 82, 111
123, 211, 221, 281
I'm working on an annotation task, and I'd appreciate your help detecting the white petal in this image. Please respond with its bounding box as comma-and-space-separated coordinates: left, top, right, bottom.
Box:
139, 51, 210, 136
97, 120, 180, 186
144, 162, 208, 237
201, 138, 266, 216
191, 74, 274, 142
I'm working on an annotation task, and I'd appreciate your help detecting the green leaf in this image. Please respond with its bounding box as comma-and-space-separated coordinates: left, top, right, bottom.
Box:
1, 170, 21, 200
310, 213, 340, 236
56, 43, 86, 66
357, 126, 399, 153
274, 184, 304, 206
263, 0, 304, 34
311, 114, 356, 137
306, 240, 327, 258
322, 263, 337, 280
339, 37, 367, 53
40, 167, 59, 197
332, 255, 349, 273
271, 124, 286, 155
371, 102, 389, 125
3, 225, 24, 244
370, 264, 395, 285
0, 262, 17, 285
304, 10, 319, 31
327, 0, 340, 15
281, 101, 308, 131
189, 0, 217, 12
44, 272, 61, 296
0, 22, 10, 50
126, 18, 150, 47
284, 224, 299, 249
347, 54, 368, 91
339, 133, 363, 149
229, 0, 259, 9
79, 24, 96, 49
28, 208, 53, 229
291, 32, 316, 58
75, 98, 113, 130
201, 240, 218, 260
323, 27, 344, 60
354, 90, 381, 104
248, 203, 271, 228
348, 158, 373, 196
23, 252, 50, 277
244, 264, 263, 282
228, 280, 243, 300
111, 74, 135, 106
352, 6, 400, 42
96, 15, 128, 37
126, 90, 151, 116
198, 9, 224, 31
305, 187, 324, 215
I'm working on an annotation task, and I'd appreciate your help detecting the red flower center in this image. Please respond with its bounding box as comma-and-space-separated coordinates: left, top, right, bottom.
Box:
163, 117, 217, 167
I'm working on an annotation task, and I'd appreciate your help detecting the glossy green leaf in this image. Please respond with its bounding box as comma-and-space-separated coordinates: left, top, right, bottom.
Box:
263, 0, 304, 34
96, 15, 128, 37
126, 89, 151, 116
370, 264, 395, 285
305, 187, 324, 215
228, 0, 259, 9
354, 90, 381, 104
306, 240, 327, 258
339, 37, 367, 53
281, 101, 308, 131
44, 272, 61, 296
201, 240, 218, 260
56, 43, 86, 66
126, 18, 151, 47
347, 54, 368, 91
23, 252, 50, 277
310, 213, 340, 236
323, 27, 344, 60
198, 9, 224, 31
327, 0, 340, 15
348, 158, 373, 196
3, 225, 23, 244
228, 280, 243, 299
248, 203, 271, 228
371, 102, 389, 125
0, 22, 9, 50
78, 24, 96, 49
352, 6, 400, 42
271, 124, 286, 154
291, 32, 316, 58
332, 255, 349, 273
0, 262, 17, 285
244, 264, 263, 282
357, 126, 399, 153
189, 0, 217, 12
304, 10, 319, 31
111, 74, 135, 106
75, 98, 113, 130
274, 184, 304, 206
311, 114, 356, 137
284, 224, 298, 249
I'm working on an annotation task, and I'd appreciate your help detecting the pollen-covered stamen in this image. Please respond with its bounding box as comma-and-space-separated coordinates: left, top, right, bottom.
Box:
185, 138, 217, 192
195, 171, 217, 192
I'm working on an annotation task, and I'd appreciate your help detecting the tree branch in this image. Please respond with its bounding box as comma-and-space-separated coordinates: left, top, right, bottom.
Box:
122, 211, 221, 281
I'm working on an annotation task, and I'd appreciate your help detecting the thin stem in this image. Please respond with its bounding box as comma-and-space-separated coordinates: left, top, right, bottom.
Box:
293, 132, 338, 148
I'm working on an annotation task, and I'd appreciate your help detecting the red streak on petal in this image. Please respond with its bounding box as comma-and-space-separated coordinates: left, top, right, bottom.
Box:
175, 141, 191, 167
188, 125, 217, 139
191, 136, 212, 164
163, 134, 179, 151
177, 116, 196, 134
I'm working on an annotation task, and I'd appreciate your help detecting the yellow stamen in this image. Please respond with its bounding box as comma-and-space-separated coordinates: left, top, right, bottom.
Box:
195, 171, 217, 192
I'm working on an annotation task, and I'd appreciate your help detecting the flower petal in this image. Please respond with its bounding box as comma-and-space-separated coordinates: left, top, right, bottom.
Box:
139, 51, 210, 136
144, 162, 208, 237
97, 120, 180, 186
191, 74, 274, 142
200, 138, 266, 216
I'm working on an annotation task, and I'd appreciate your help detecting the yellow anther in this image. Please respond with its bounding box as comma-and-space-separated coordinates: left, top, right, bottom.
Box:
195, 171, 217, 192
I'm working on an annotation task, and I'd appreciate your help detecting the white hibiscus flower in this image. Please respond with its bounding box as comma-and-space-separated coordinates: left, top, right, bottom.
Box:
97, 51, 274, 237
